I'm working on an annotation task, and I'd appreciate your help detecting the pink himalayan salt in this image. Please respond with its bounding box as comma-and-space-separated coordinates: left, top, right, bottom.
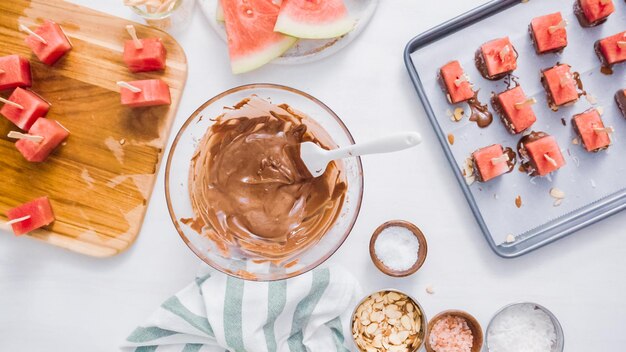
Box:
429, 315, 474, 352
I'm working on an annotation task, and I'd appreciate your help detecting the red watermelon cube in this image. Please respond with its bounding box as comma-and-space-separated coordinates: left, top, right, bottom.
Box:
530, 12, 568, 54
6, 196, 55, 236
572, 109, 611, 152
24, 20, 72, 66
440, 60, 474, 104
119, 79, 171, 108
0, 87, 50, 130
494, 86, 537, 134
525, 135, 565, 176
0, 55, 32, 91
123, 38, 167, 73
15, 118, 69, 162
472, 144, 510, 182
616, 89, 626, 118
541, 64, 579, 107
476, 37, 518, 80
576, 0, 614, 26
596, 31, 626, 66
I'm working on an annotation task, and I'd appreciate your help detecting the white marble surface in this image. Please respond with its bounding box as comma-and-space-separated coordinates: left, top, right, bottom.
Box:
1, 1, 625, 351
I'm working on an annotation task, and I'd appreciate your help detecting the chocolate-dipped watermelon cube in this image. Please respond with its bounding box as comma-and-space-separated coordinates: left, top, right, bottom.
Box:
123, 38, 167, 73
572, 109, 611, 152
616, 89, 626, 118
519, 133, 565, 176
439, 60, 474, 104
15, 118, 69, 162
0, 55, 31, 91
530, 13, 568, 54
472, 144, 515, 182
492, 86, 537, 134
24, 20, 72, 66
119, 79, 171, 108
575, 0, 615, 27
6, 196, 55, 236
595, 31, 626, 66
541, 64, 579, 108
475, 37, 518, 80
0, 87, 50, 130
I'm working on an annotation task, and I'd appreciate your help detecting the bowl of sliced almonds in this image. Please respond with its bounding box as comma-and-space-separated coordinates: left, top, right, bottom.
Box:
351, 289, 427, 352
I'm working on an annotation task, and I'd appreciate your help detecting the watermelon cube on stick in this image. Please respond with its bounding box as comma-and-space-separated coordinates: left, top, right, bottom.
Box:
0, 55, 32, 91
439, 61, 474, 104
13, 118, 69, 162
572, 109, 611, 152
22, 20, 72, 66
493, 86, 537, 134
118, 80, 171, 107
576, 0, 614, 27
541, 64, 579, 108
476, 37, 518, 80
6, 196, 55, 236
123, 25, 167, 73
472, 144, 514, 182
0, 87, 50, 130
220, 0, 297, 74
274, 0, 355, 39
524, 135, 565, 176
530, 12, 568, 54
596, 31, 626, 66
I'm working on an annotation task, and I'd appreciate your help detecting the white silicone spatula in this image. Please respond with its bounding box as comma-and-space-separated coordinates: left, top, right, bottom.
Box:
300, 131, 422, 177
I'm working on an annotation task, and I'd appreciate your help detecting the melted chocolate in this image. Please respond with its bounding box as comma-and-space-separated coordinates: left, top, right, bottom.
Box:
616, 90, 626, 118
189, 96, 347, 260
517, 131, 549, 176
467, 91, 493, 128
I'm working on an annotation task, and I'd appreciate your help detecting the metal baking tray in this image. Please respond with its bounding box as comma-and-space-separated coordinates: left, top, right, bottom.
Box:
404, 0, 626, 257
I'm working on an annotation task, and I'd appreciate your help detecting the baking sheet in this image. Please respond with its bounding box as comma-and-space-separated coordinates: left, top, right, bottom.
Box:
407, 0, 625, 249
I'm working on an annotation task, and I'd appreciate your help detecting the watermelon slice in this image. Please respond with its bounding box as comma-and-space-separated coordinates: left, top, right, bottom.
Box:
6, 196, 55, 236
274, 0, 354, 39
221, 0, 297, 74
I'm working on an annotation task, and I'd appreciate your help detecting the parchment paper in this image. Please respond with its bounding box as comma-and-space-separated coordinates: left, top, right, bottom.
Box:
411, 0, 626, 244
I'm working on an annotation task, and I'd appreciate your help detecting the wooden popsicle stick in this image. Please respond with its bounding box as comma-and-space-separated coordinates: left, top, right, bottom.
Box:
18, 24, 47, 44
499, 45, 510, 62
491, 154, 510, 165
618, 41, 626, 49
117, 81, 142, 93
6, 215, 31, 225
544, 153, 558, 167
599, 0, 610, 4
0, 96, 24, 109
514, 97, 537, 110
594, 126, 614, 134
559, 73, 572, 88
454, 74, 469, 87
7, 131, 44, 142
548, 20, 567, 34
125, 25, 143, 49
0, 69, 5, 74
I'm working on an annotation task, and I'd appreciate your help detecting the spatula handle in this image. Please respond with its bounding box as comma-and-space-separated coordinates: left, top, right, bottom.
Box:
327, 131, 422, 160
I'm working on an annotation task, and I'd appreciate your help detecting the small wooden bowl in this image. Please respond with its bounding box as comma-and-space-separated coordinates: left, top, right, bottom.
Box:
425, 310, 484, 352
369, 220, 428, 277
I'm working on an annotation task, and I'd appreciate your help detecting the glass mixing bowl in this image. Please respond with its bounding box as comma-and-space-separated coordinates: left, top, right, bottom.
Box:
165, 84, 364, 281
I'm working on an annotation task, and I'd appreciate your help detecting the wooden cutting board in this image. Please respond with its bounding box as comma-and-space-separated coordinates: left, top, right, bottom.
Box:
0, 0, 187, 257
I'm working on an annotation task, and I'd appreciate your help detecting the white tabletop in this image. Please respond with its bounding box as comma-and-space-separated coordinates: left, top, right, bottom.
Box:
1, 1, 625, 351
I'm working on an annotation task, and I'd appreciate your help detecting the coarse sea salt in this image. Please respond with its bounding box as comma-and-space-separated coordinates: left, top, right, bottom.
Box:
374, 226, 419, 271
487, 303, 557, 352
429, 315, 473, 352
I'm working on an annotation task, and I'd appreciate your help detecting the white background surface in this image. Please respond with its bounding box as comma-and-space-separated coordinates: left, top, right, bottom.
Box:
1, 1, 624, 351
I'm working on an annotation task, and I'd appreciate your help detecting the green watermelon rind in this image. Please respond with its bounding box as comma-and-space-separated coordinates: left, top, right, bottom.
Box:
230, 36, 297, 74
274, 14, 355, 39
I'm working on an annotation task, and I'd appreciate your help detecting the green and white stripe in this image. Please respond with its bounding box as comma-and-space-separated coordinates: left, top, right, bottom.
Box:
122, 266, 361, 352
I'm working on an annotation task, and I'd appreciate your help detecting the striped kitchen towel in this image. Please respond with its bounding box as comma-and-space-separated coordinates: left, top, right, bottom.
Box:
121, 265, 362, 352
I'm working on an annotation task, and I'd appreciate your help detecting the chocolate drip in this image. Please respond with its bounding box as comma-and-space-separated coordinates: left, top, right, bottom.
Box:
467, 91, 493, 128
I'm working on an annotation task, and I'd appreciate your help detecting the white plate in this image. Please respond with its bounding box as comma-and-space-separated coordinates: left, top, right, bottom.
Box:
198, 0, 378, 65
